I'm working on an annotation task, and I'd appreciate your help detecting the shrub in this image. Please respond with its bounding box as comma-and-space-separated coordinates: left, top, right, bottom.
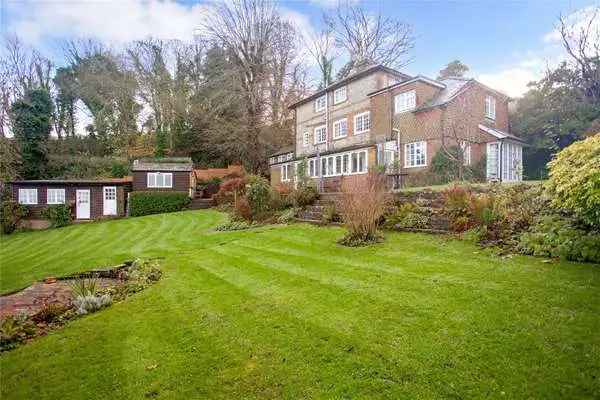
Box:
69, 277, 99, 297
338, 171, 389, 246
214, 176, 247, 206
519, 214, 600, 263
73, 294, 112, 315
129, 192, 191, 217
546, 134, 600, 228
32, 303, 70, 324
215, 219, 254, 231
1, 200, 28, 234
42, 204, 72, 227
384, 203, 418, 229
197, 177, 222, 198
321, 204, 341, 224
110, 162, 129, 178
277, 208, 297, 224
293, 185, 319, 207
246, 175, 273, 215
443, 185, 473, 232
0, 313, 37, 351
234, 196, 252, 220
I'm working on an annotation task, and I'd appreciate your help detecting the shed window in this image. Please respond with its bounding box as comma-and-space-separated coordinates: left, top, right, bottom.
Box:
18, 188, 38, 205
47, 188, 66, 204
147, 172, 173, 188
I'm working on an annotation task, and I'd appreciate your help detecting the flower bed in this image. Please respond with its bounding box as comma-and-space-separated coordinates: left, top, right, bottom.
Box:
0, 259, 162, 352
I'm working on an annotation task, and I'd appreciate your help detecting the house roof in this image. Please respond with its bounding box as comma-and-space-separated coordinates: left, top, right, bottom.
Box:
132, 157, 193, 172
9, 177, 133, 185
479, 124, 525, 143
194, 165, 243, 181
269, 145, 294, 157
367, 75, 446, 97
289, 64, 411, 109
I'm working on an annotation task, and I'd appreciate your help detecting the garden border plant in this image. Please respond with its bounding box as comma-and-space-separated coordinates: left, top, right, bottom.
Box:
0, 258, 162, 352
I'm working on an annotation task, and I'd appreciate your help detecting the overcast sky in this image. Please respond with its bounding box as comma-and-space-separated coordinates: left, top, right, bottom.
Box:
2, 0, 599, 98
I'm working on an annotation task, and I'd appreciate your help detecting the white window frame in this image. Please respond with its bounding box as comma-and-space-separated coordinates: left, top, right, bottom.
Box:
47, 188, 66, 205
460, 141, 471, 166
333, 86, 347, 104
315, 95, 326, 112
302, 131, 310, 147
18, 188, 38, 205
314, 125, 327, 144
485, 95, 496, 120
281, 163, 292, 182
404, 141, 427, 168
333, 118, 348, 139
354, 111, 371, 134
394, 90, 416, 114
317, 149, 369, 177
286, 153, 293, 160
147, 172, 173, 188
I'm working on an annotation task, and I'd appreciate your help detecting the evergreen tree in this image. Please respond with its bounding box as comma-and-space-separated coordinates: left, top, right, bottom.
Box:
10, 88, 53, 179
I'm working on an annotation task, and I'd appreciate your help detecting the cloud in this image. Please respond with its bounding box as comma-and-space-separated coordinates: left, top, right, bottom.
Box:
476, 6, 599, 98
5, 0, 211, 47
477, 61, 544, 98
543, 5, 600, 43
308, 0, 359, 9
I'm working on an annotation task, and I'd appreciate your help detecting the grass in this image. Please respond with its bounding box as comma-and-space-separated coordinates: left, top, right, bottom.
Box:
1, 210, 599, 399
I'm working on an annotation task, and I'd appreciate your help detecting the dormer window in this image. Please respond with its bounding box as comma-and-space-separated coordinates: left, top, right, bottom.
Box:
485, 95, 496, 120
315, 95, 326, 112
334, 87, 347, 104
394, 90, 416, 114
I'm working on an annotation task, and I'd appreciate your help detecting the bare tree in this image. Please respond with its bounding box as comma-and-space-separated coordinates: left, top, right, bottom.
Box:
203, 0, 280, 172
439, 88, 481, 181
325, 4, 414, 74
303, 27, 336, 88
558, 6, 600, 103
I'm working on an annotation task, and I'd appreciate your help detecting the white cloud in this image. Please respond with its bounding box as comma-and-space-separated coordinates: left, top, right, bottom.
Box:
308, 0, 359, 9
477, 62, 543, 98
543, 5, 600, 44
6, 0, 211, 47
476, 6, 599, 98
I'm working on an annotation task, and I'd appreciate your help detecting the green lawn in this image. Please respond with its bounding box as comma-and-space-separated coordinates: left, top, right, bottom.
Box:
1, 210, 599, 399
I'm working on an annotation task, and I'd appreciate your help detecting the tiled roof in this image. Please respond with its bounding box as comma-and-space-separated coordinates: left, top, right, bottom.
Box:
132, 158, 193, 172
194, 165, 243, 181
289, 64, 411, 109
415, 78, 473, 111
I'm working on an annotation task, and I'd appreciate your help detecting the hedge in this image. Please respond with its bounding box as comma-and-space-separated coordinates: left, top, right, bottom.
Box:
129, 192, 191, 217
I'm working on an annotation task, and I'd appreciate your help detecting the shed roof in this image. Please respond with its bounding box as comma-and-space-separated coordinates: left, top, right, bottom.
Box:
9, 177, 133, 185
132, 157, 193, 172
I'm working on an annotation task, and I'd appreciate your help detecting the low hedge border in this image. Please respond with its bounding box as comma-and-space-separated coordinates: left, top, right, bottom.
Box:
129, 192, 191, 217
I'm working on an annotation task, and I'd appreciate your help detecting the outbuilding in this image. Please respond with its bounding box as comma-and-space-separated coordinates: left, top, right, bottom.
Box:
8, 178, 132, 228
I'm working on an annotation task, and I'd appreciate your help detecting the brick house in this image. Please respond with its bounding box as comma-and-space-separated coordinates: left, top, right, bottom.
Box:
269, 65, 525, 191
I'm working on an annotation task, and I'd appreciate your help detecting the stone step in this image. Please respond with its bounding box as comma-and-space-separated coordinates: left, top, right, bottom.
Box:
297, 211, 323, 220
190, 198, 215, 209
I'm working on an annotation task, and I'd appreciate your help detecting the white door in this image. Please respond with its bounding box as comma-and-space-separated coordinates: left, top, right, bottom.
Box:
76, 189, 91, 219
103, 186, 117, 216
486, 142, 500, 181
